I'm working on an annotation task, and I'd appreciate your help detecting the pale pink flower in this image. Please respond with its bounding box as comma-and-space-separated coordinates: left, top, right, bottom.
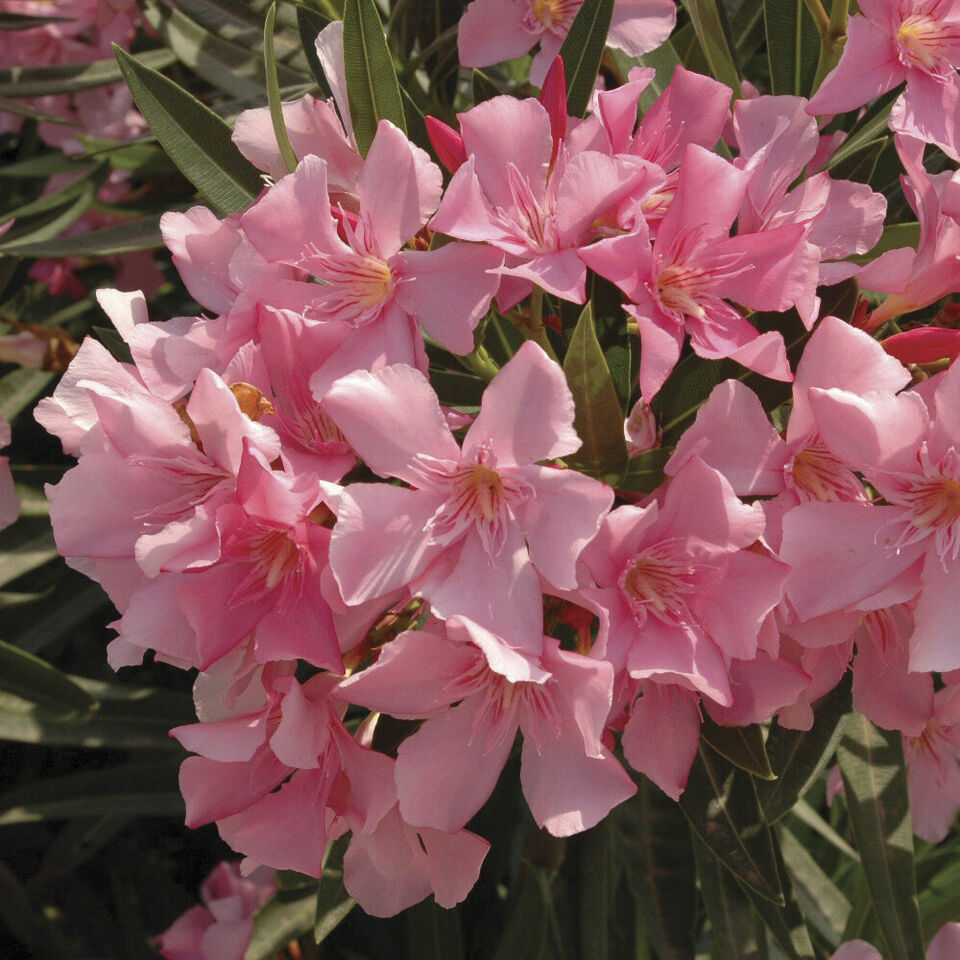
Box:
806, 0, 960, 161
458, 0, 676, 87
338, 615, 635, 835
155, 861, 274, 960
324, 341, 613, 646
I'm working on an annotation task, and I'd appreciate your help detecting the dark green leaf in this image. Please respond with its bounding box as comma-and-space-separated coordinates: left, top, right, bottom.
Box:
680, 742, 784, 905
701, 717, 774, 780
829, 137, 886, 184
0, 153, 95, 179
245, 886, 317, 960
0, 639, 98, 721
143, 0, 309, 99
429, 368, 485, 407
0, 48, 177, 98
575, 819, 618, 960
264, 3, 299, 175
683, 0, 741, 95
764, 0, 819, 97
563, 302, 629, 482
0, 857, 76, 959
0, 524, 58, 588
472, 68, 500, 104
313, 835, 356, 943
0, 368, 56, 422
615, 448, 670, 494
691, 833, 763, 960
919, 854, 960, 943
1, 163, 107, 222
405, 899, 464, 960
613, 778, 696, 960
0, 176, 101, 249
759, 674, 851, 824
0, 94, 76, 124
0, 12, 73, 29
113, 45, 263, 215
824, 95, 897, 173
780, 825, 850, 947
297, 6, 333, 96
92, 325, 134, 364
0, 213, 164, 257
837, 712, 925, 960
558, 0, 615, 118
850, 222, 920, 266
0, 759, 183, 824
492, 860, 553, 960
342, 0, 406, 156
611, 38, 682, 112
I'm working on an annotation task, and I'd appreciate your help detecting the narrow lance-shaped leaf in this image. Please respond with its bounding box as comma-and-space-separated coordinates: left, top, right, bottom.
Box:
264, 3, 298, 174
245, 885, 318, 960
679, 741, 784, 905
297, 5, 332, 96
683, 0, 742, 96
0, 214, 164, 258
558, 0, 615, 118
563, 302, 629, 482
691, 833, 763, 960
836, 711, 925, 960
342, 0, 406, 156
113, 45, 264, 215
701, 716, 775, 780
759, 673, 852, 824
612, 776, 697, 960
764, 0, 820, 96
0, 639, 98, 722
314, 835, 356, 944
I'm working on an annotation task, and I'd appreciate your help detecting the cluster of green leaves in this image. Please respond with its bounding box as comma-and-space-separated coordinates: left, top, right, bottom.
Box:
0, 0, 956, 958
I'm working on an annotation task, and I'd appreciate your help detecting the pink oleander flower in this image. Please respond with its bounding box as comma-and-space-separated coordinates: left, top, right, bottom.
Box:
830, 922, 960, 960
323, 341, 613, 646
338, 614, 635, 836
859, 136, 960, 329
155, 861, 274, 960
457, 0, 676, 87
430, 93, 663, 306
782, 355, 960, 672
581, 144, 810, 400
806, 0, 960, 162
242, 120, 503, 359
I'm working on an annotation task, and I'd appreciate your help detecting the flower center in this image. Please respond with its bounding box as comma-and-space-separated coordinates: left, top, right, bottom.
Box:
897, 14, 951, 71
229, 526, 310, 609
530, 0, 580, 29
619, 540, 700, 622
657, 262, 706, 318
787, 443, 866, 502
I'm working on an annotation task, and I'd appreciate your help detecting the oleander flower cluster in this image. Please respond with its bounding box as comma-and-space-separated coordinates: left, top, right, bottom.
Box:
35, 15, 960, 930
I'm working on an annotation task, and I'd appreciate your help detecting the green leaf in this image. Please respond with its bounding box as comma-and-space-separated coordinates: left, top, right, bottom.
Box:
297, 6, 333, 96
0, 368, 56, 422
780, 824, 850, 947
0, 12, 72, 29
0, 759, 183, 824
113, 45, 263, 215
245, 886, 317, 960
0, 94, 77, 124
429, 368, 485, 407
829, 137, 887, 184
701, 717, 775, 780
405, 899, 464, 960
0, 153, 95, 179
0, 857, 77, 960
472, 68, 500, 104
764, 0, 820, 97
613, 778, 697, 960
918, 853, 960, 943
314, 835, 356, 943
142, 0, 263, 98
691, 833, 763, 960
1, 162, 107, 222
683, 0, 741, 96
679, 742, 784, 905
0, 213, 164, 257
0, 48, 177, 98
615, 448, 671, 494
558, 0, 615, 118
850, 222, 920, 266
0, 639, 98, 721
837, 712, 925, 960
0, 176, 101, 249
563, 302, 629, 481
492, 861, 553, 960
0, 525, 58, 589
758, 674, 851, 824
342, 0, 406, 156
264, 3, 299, 175
824, 94, 897, 173
0, 681, 191, 751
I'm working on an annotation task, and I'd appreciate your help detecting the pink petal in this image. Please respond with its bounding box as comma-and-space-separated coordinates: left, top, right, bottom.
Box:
457, 0, 536, 68
621, 682, 700, 800
324, 364, 460, 484
910, 555, 960, 672
608, 0, 677, 56
463, 340, 579, 465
